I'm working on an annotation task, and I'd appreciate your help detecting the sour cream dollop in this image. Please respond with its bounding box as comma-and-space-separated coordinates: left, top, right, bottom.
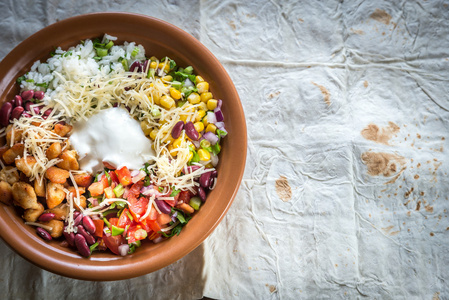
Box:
69, 107, 156, 174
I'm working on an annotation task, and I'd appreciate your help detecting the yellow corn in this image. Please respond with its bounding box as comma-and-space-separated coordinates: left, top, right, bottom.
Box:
195, 110, 206, 122
207, 99, 218, 111
187, 92, 201, 104
150, 56, 158, 61
198, 149, 211, 161
194, 121, 204, 133
173, 137, 183, 149
200, 92, 213, 103
150, 61, 157, 69
165, 135, 174, 144
187, 151, 194, 161
158, 62, 170, 72
202, 115, 209, 127
195, 75, 204, 83
170, 87, 182, 100
152, 92, 161, 105
162, 75, 173, 82
206, 123, 217, 134
197, 82, 209, 94
167, 144, 178, 156
140, 120, 153, 136
197, 102, 207, 111
205, 163, 214, 168
179, 115, 188, 123
149, 129, 159, 140
160, 95, 175, 109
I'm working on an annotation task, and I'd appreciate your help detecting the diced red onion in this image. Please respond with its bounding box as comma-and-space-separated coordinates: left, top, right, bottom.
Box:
215, 121, 225, 130
87, 197, 98, 207
214, 109, 224, 122
217, 99, 222, 109
103, 227, 111, 237
171, 211, 178, 223
141, 185, 161, 197
203, 131, 219, 145
130, 170, 140, 177
210, 153, 219, 167
184, 78, 194, 87
132, 170, 146, 183
207, 111, 216, 124
153, 236, 165, 244
118, 244, 129, 256
192, 139, 201, 148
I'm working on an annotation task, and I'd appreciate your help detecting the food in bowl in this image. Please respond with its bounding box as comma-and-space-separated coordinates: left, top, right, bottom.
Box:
0, 34, 228, 257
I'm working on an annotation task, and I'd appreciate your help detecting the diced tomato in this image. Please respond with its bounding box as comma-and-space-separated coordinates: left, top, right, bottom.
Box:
148, 230, 161, 240
147, 219, 161, 233
117, 208, 132, 228
127, 225, 148, 243
115, 166, 132, 186
88, 181, 105, 197
177, 190, 192, 205
102, 234, 126, 255
129, 197, 149, 220
104, 186, 115, 199
108, 171, 120, 185
157, 213, 172, 225
92, 219, 104, 237
128, 181, 143, 198
109, 217, 119, 227
100, 174, 109, 188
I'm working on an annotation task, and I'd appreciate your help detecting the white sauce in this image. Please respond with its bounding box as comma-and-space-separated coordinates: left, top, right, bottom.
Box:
69, 107, 156, 174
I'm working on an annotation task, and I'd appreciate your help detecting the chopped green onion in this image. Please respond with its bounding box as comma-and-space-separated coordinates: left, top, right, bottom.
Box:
89, 241, 99, 253
151, 107, 161, 118
177, 100, 187, 108
25, 79, 34, 83
189, 196, 202, 210
122, 59, 129, 71
144, 177, 151, 186
104, 170, 112, 185
184, 66, 194, 75
16, 76, 26, 84
103, 217, 111, 228
126, 210, 134, 221
171, 80, 182, 89
96, 48, 108, 57
217, 129, 227, 138
113, 184, 125, 198
211, 143, 221, 155
147, 68, 155, 78
105, 41, 114, 49
170, 188, 180, 197
131, 47, 139, 57
200, 139, 213, 152
158, 186, 164, 192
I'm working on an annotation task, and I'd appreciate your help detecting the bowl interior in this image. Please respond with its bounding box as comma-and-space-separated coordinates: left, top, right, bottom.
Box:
0, 12, 246, 280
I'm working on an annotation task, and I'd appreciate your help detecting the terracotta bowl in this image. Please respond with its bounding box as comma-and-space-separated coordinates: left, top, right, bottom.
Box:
0, 13, 246, 280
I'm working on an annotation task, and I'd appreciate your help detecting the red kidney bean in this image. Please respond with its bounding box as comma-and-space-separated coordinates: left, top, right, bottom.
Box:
24, 101, 32, 112
42, 115, 48, 120
197, 186, 206, 202
22, 112, 32, 118
211, 170, 218, 178
171, 121, 184, 139
156, 200, 172, 214
36, 227, 52, 241
184, 165, 201, 174
130, 61, 142, 72
184, 121, 199, 141
0, 102, 12, 126
77, 225, 96, 245
34, 91, 44, 100
82, 215, 96, 234
74, 213, 83, 226
13, 95, 23, 107
43, 108, 53, 116
199, 171, 212, 189
38, 213, 55, 222
63, 228, 75, 247
10, 106, 24, 120
21, 90, 34, 101
75, 234, 91, 257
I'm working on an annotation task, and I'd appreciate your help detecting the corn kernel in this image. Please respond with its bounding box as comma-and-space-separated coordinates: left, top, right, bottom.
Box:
206, 123, 217, 134
197, 82, 209, 94
187, 92, 201, 104
165, 135, 174, 144
179, 115, 188, 123
200, 92, 213, 103
140, 120, 153, 136
198, 149, 211, 161
160, 95, 175, 109
195, 110, 206, 122
162, 75, 173, 82
152, 92, 161, 105
150, 61, 157, 69
187, 151, 194, 161
207, 99, 218, 111
196, 75, 204, 83
150, 56, 158, 61
170, 87, 182, 100
197, 102, 208, 111
205, 163, 214, 168
158, 62, 170, 72
173, 137, 183, 149
194, 121, 204, 133
149, 129, 159, 140
202, 115, 209, 127
167, 144, 178, 156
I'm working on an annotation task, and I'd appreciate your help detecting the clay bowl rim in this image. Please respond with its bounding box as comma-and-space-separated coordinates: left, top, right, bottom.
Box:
0, 12, 247, 281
